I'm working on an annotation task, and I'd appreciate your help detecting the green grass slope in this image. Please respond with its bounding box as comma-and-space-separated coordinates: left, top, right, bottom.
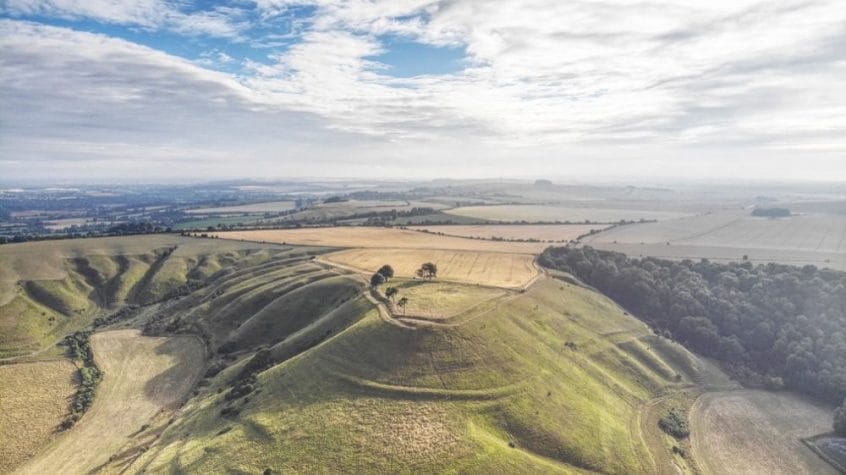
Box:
128, 276, 709, 474
0, 236, 308, 358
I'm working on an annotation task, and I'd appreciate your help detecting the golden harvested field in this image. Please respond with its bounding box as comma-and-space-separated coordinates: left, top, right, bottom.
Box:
690, 390, 838, 475
444, 205, 689, 223
0, 360, 77, 473
213, 227, 548, 253
408, 224, 610, 242
18, 330, 205, 475
186, 200, 296, 214
323, 248, 539, 289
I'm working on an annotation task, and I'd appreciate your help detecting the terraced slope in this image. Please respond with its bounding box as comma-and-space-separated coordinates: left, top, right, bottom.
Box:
0, 236, 302, 357
126, 276, 714, 474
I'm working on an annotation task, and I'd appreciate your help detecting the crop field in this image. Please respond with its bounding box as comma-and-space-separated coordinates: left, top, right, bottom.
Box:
382, 280, 509, 319
213, 227, 548, 253
0, 360, 77, 473
690, 390, 838, 475
582, 210, 846, 270
18, 330, 205, 475
323, 248, 539, 289
443, 205, 690, 223
186, 200, 296, 214
408, 224, 610, 242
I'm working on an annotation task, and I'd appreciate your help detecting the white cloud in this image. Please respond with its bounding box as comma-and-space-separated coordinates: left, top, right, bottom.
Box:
2, 0, 846, 181
1, 0, 248, 38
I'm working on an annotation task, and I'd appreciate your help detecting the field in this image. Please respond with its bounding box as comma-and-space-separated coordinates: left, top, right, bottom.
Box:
690, 390, 838, 475
323, 248, 539, 289
408, 224, 611, 242
582, 210, 846, 270
17, 330, 205, 475
380, 280, 509, 320
443, 205, 690, 223
213, 227, 548, 253
186, 200, 296, 214
0, 360, 77, 473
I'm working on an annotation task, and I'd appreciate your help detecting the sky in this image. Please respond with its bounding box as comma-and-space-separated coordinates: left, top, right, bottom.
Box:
1, 0, 845, 182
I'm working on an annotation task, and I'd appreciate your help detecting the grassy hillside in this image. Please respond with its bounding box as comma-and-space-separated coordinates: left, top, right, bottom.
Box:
0, 236, 309, 358
126, 276, 712, 474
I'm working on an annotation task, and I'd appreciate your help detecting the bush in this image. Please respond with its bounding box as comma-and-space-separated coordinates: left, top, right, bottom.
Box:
659, 408, 690, 439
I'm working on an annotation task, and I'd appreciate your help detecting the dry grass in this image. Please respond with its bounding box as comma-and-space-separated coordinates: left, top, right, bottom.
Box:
384, 280, 509, 319
444, 205, 689, 223
17, 330, 205, 475
323, 248, 539, 289
408, 224, 610, 242
690, 390, 838, 475
213, 227, 548, 253
0, 360, 77, 473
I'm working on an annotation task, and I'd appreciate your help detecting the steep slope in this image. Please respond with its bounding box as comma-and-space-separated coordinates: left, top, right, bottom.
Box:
0, 236, 307, 358
126, 276, 713, 474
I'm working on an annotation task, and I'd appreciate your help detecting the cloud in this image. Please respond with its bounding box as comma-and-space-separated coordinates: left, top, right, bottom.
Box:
1, 0, 249, 38
1, 0, 846, 181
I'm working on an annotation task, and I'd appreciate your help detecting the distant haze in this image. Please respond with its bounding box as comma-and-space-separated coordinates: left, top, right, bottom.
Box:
1, 1, 845, 182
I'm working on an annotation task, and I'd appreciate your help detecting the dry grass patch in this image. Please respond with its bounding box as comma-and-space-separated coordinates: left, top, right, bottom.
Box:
385, 280, 509, 319
690, 390, 838, 475
213, 227, 548, 253
409, 224, 609, 242
0, 360, 77, 473
323, 248, 539, 289
17, 330, 205, 475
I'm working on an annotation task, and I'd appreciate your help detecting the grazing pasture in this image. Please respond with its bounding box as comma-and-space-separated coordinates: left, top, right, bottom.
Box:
213, 227, 548, 253
583, 210, 846, 270
690, 390, 838, 475
408, 224, 610, 242
17, 330, 205, 475
186, 200, 296, 214
443, 205, 690, 223
323, 248, 539, 289
0, 360, 77, 473
381, 280, 509, 319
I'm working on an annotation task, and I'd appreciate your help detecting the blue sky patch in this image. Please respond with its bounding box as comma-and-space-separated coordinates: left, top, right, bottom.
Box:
369, 36, 466, 77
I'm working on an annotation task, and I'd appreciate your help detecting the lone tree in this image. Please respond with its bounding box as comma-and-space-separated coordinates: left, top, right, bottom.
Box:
835, 398, 846, 436
397, 297, 409, 315
385, 286, 399, 301
370, 272, 386, 287
377, 264, 395, 280
416, 262, 438, 279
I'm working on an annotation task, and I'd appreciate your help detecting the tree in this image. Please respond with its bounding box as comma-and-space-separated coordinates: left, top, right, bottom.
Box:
835, 399, 846, 436
397, 297, 409, 315
385, 287, 398, 301
370, 272, 386, 287
377, 264, 395, 280
416, 262, 438, 279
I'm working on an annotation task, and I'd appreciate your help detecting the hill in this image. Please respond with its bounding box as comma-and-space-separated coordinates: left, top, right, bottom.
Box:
122, 275, 714, 474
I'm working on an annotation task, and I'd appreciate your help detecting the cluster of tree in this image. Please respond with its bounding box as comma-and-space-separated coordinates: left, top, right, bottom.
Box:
540, 247, 846, 411
416, 262, 438, 279
658, 408, 689, 439
61, 331, 103, 429
370, 264, 395, 287
752, 207, 791, 217
323, 196, 348, 204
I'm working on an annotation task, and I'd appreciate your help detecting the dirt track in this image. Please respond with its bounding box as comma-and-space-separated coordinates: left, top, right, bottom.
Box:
16, 330, 204, 475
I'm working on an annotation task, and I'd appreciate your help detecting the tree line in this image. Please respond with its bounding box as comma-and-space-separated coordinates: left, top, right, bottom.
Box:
540, 246, 846, 431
